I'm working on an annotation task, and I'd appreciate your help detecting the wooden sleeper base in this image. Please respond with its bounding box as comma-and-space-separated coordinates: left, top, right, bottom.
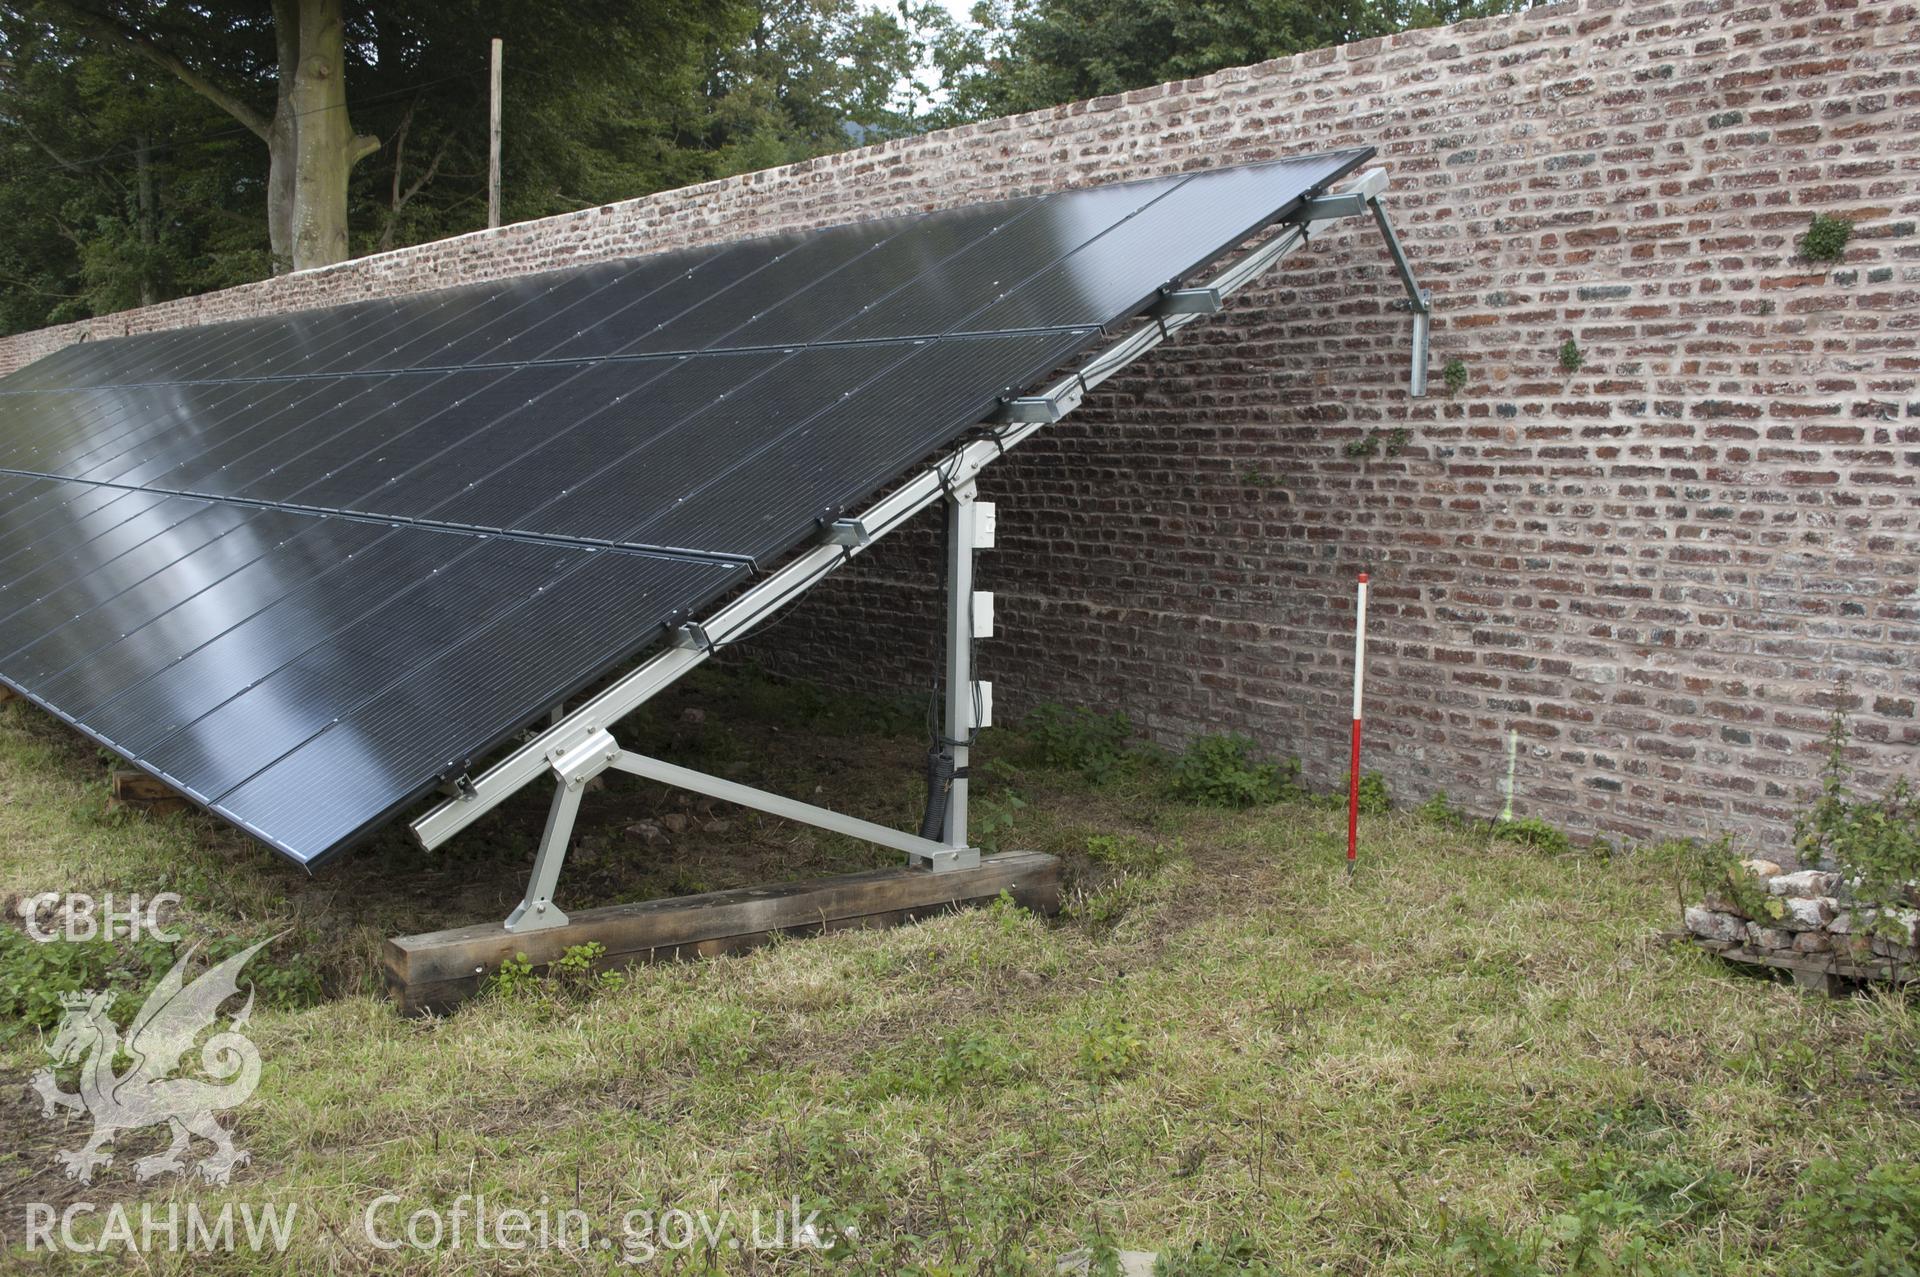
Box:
385, 850, 1062, 1015
108, 768, 194, 818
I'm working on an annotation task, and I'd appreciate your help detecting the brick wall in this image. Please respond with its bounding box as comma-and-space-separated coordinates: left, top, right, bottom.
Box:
1, 0, 1914, 851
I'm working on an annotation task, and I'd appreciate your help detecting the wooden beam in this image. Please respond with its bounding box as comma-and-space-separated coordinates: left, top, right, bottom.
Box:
385, 851, 1060, 1015
108, 768, 192, 818
486, 37, 502, 228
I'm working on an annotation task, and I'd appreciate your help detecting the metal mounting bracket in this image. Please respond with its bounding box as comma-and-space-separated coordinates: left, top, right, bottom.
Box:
1293, 167, 1431, 396
1363, 192, 1431, 398
1408, 287, 1433, 398
438, 773, 478, 801
1153, 286, 1224, 316
549, 728, 620, 788
502, 723, 979, 932
823, 517, 872, 548
1297, 167, 1390, 223
670, 622, 714, 653
415, 164, 1424, 886
504, 726, 620, 933
995, 395, 1066, 425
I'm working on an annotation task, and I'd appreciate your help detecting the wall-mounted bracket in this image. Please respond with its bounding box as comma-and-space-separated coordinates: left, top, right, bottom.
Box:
1408, 287, 1433, 398
1366, 195, 1431, 398
1293, 167, 1431, 397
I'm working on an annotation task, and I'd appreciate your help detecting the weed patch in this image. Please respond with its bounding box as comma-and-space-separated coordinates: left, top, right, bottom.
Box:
1797, 1157, 1920, 1277
1494, 815, 1575, 855
1083, 832, 1181, 875
0, 925, 320, 1040
1025, 704, 1139, 784
1077, 1009, 1144, 1082
1171, 734, 1301, 808
1797, 711, 1920, 917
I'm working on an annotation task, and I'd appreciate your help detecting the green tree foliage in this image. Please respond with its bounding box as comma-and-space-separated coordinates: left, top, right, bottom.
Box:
921, 0, 1528, 126
18, 0, 398, 273
698, 0, 929, 173
0, 15, 266, 328
0, 0, 1511, 335
0, 0, 922, 334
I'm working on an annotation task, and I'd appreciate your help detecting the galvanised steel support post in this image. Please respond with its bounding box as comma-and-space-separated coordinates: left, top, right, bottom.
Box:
505, 727, 619, 932
398, 167, 1423, 928
942, 481, 980, 855
505, 782, 583, 933
1365, 193, 1432, 398
414, 175, 1399, 861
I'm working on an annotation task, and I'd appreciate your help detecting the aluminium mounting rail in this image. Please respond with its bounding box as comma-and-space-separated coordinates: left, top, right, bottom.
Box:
409, 166, 1430, 933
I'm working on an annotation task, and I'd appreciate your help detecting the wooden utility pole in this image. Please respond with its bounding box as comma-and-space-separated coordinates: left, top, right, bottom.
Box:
487, 37, 503, 229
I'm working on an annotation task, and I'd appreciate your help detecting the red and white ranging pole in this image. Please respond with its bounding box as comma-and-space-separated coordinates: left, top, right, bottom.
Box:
1347, 572, 1369, 872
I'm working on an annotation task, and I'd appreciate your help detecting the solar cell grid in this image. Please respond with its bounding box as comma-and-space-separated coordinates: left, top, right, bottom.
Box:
0, 146, 1374, 864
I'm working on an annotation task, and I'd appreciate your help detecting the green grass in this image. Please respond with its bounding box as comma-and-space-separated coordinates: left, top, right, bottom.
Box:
1, 669, 1916, 1273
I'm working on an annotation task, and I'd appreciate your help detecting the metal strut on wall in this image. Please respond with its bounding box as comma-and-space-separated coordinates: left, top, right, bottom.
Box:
408, 166, 1430, 934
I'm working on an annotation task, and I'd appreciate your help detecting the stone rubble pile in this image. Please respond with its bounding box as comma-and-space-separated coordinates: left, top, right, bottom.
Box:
1683, 859, 1920, 969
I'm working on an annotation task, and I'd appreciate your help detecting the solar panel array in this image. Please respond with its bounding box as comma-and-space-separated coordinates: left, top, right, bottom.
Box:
0, 146, 1372, 865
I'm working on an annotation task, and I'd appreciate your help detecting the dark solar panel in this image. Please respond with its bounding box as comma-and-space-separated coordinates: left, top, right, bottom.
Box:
0, 480, 743, 862
0, 145, 1372, 865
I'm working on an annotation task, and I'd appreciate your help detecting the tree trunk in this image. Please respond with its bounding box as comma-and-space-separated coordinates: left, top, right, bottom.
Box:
286, 0, 377, 271
45, 0, 381, 276
266, 119, 295, 273
134, 134, 157, 308
266, 0, 299, 273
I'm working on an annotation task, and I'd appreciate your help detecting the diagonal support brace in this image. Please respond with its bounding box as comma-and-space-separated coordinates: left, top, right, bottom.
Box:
607, 752, 976, 870
1297, 168, 1431, 397
1364, 194, 1431, 398
413, 175, 1395, 859
503, 725, 980, 933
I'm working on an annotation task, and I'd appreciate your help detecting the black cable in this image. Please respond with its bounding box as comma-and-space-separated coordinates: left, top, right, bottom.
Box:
918, 742, 954, 840
707, 543, 852, 652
